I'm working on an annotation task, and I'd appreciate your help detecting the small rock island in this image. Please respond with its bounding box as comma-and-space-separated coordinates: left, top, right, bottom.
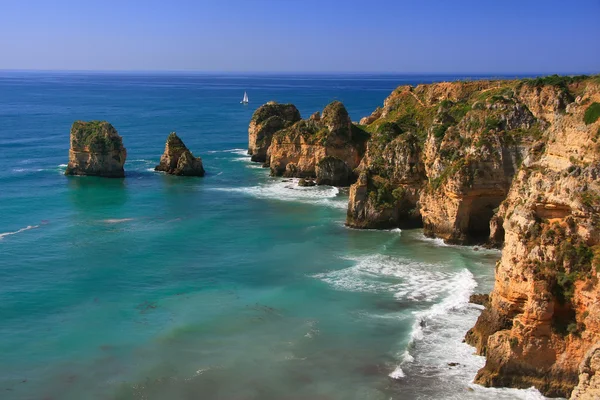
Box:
65, 120, 127, 178
155, 132, 205, 176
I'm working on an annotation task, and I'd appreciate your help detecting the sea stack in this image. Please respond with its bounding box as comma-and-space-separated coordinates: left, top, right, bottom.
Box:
248, 101, 301, 163
248, 100, 368, 186
65, 121, 127, 178
155, 132, 205, 176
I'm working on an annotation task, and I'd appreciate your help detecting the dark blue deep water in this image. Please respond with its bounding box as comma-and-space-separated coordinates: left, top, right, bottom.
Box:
0, 73, 545, 399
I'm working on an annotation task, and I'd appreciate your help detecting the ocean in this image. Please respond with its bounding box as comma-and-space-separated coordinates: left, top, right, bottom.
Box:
0, 72, 546, 399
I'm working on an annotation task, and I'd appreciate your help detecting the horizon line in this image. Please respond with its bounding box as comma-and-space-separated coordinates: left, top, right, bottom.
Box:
1, 68, 598, 77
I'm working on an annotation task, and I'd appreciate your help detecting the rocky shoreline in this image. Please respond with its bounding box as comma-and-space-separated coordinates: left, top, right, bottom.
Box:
249, 75, 600, 399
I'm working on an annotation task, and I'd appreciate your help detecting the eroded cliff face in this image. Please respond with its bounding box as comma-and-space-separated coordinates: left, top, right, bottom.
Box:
155, 132, 205, 176
65, 121, 127, 178
344, 76, 600, 397
346, 80, 537, 242
466, 79, 600, 398
247, 102, 301, 163
263, 101, 368, 186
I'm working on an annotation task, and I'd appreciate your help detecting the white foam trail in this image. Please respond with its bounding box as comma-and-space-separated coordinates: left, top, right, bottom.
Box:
12, 168, 44, 173
212, 178, 347, 209
102, 218, 134, 224
58, 164, 68, 168
207, 148, 248, 155
0, 225, 39, 240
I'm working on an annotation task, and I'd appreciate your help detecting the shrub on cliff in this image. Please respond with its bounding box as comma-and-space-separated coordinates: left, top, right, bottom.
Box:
584, 102, 600, 125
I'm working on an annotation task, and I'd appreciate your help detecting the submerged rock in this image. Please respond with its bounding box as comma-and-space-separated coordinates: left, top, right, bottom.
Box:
65, 120, 127, 178
155, 132, 205, 176
469, 294, 490, 307
298, 178, 316, 187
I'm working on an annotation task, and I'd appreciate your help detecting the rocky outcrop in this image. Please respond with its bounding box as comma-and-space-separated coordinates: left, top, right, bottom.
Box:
347, 80, 536, 240
464, 77, 600, 398
248, 102, 301, 163
342, 75, 600, 397
254, 101, 368, 186
571, 343, 600, 399
155, 132, 205, 176
65, 121, 127, 178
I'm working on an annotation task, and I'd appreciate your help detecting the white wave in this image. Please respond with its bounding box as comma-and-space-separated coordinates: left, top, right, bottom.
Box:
101, 218, 134, 224
388, 365, 405, 379
415, 233, 502, 255
58, 164, 68, 168
313, 254, 456, 302
212, 178, 347, 209
207, 148, 248, 155
417, 234, 449, 247
0, 225, 39, 240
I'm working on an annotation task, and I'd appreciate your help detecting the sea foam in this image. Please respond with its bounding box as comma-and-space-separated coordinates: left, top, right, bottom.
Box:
212, 178, 347, 209
313, 253, 547, 399
0, 225, 39, 240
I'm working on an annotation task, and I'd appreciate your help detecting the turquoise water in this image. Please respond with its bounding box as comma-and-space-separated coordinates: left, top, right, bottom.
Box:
0, 73, 544, 399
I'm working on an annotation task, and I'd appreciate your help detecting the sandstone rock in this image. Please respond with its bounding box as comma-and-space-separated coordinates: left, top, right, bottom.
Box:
343, 75, 600, 396
248, 102, 301, 163
469, 294, 490, 307
571, 342, 600, 399
155, 132, 205, 176
359, 107, 383, 125
298, 178, 316, 187
466, 78, 600, 398
65, 121, 127, 178
265, 101, 368, 184
315, 156, 354, 186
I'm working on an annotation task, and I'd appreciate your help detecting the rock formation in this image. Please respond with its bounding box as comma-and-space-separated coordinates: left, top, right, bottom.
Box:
343, 74, 600, 398
346, 80, 540, 240
65, 121, 127, 178
261, 101, 368, 185
155, 132, 205, 176
464, 77, 600, 398
248, 102, 301, 163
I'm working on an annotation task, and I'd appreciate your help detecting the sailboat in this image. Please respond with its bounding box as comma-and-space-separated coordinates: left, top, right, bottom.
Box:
240, 91, 249, 104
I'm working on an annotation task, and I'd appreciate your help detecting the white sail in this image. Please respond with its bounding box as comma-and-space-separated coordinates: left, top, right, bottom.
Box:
241, 91, 248, 104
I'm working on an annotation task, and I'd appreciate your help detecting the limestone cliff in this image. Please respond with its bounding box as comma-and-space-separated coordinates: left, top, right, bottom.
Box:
347, 80, 537, 240
155, 132, 205, 176
345, 75, 600, 397
65, 120, 127, 178
465, 77, 600, 398
265, 101, 368, 186
248, 102, 301, 163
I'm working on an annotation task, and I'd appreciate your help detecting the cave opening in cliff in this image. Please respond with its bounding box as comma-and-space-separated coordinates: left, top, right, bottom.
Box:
466, 197, 504, 243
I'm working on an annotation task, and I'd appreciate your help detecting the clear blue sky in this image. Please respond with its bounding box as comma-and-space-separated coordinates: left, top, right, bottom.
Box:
1, 0, 599, 73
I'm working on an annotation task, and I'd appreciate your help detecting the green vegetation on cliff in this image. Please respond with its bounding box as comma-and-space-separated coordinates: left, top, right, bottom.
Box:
584, 102, 600, 124
72, 120, 123, 153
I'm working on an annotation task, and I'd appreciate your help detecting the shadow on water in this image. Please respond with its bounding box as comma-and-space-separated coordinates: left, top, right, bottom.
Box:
67, 176, 128, 212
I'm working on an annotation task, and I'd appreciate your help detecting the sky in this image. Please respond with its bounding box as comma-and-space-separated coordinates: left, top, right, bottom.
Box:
0, 0, 599, 74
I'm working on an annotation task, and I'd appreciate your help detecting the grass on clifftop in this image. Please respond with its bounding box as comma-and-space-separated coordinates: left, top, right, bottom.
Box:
73, 120, 122, 152
584, 102, 600, 125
